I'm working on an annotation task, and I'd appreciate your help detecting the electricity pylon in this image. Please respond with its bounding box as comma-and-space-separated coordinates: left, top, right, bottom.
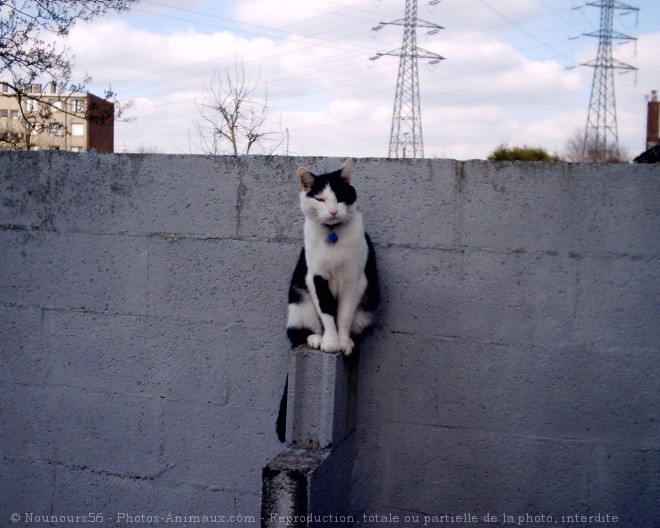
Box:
371, 0, 445, 159
581, 0, 638, 162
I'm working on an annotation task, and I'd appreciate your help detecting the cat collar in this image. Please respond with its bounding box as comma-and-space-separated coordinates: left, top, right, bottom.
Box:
323, 223, 339, 245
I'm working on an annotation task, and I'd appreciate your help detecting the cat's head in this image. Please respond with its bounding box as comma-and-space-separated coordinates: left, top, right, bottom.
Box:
297, 158, 357, 226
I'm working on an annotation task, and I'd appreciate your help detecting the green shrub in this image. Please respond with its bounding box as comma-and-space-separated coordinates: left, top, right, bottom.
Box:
488, 144, 562, 162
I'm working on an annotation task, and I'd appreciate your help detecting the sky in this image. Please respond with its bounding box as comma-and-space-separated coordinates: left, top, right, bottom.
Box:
62, 0, 660, 159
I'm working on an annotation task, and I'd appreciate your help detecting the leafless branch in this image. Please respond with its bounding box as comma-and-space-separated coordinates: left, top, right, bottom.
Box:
192, 60, 284, 157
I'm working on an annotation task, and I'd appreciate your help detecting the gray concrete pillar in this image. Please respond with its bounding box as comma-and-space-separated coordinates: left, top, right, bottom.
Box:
261, 346, 358, 528
286, 346, 358, 450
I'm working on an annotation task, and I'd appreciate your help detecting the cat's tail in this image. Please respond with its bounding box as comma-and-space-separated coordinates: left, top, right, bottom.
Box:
276, 375, 288, 443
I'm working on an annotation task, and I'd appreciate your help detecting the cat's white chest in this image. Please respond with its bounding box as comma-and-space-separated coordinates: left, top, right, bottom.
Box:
304, 216, 367, 280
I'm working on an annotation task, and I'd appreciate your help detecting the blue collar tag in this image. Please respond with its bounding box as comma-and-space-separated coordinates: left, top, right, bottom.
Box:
325, 232, 339, 245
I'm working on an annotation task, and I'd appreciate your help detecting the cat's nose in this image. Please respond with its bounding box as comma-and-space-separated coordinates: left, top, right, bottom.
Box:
329, 210, 338, 217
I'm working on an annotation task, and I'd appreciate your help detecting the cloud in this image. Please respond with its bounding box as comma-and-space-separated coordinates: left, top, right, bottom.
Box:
52, 0, 660, 158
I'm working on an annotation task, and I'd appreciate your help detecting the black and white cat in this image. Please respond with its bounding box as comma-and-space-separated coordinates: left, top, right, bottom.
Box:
277, 159, 379, 442
286, 158, 379, 356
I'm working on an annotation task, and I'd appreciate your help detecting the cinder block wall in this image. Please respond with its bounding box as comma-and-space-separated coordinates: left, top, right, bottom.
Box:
1, 153, 658, 526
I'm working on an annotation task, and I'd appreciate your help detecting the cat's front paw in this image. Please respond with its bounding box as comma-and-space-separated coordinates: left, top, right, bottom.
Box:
320, 335, 341, 353
340, 337, 355, 356
307, 334, 323, 349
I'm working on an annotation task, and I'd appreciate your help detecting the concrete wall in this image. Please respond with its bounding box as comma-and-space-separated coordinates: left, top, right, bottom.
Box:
1, 152, 658, 526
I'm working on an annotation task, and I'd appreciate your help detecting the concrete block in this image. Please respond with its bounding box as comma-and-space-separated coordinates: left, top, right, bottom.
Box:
382, 246, 577, 346
237, 494, 263, 522
564, 163, 659, 256
386, 424, 594, 516
46, 387, 163, 477
162, 402, 282, 494
349, 333, 391, 460
52, 465, 248, 522
237, 156, 304, 241
261, 446, 354, 528
0, 383, 162, 477
0, 305, 47, 384
286, 346, 358, 450
49, 153, 239, 238
357, 158, 458, 249
222, 325, 289, 409
262, 449, 328, 528
43, 310, 229, 405
589, 443, 658, 527
0, 382, 57, 461
348, 421, 385, 517
576, 255, 660, 347
460, 161, 660, 256
146, 237, 295, 324
307, 433, 355, 522
0, 457, 55, 519
261, 345, 359, 526
0, 230, 149, 313
385, 332, 658, 443
0, 152, 50, 228
460, 161, 576, 253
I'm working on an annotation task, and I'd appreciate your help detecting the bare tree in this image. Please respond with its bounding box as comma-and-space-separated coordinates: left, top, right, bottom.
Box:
192, 61, 283, 156
0, 0, 136, 149
564, 127, 631, 163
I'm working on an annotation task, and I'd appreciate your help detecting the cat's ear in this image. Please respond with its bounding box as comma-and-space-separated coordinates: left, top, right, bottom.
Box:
297, 167, 315, 191
340, 158, 353, 184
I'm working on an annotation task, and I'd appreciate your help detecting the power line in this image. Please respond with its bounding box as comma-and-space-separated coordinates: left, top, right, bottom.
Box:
101, 2, 584, 101
104, 1, 629, 155
478, 0, 577, 66
137, 1, 382, 54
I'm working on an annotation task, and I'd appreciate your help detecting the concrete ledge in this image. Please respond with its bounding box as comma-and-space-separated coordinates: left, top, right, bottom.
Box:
261, 449, 328, 528
261, 443, 354, 528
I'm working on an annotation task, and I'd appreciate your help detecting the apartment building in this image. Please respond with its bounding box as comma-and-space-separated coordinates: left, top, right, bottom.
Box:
0, 82, 114, 153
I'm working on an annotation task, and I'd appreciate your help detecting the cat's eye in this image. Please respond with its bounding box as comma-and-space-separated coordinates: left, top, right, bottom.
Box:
315, 197, 325, 202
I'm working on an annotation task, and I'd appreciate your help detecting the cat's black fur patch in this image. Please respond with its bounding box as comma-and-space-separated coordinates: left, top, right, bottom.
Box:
287, 327, 313, 348
314, 275, 337, 317
288, 249, 308, 304
306, 169, 357, 205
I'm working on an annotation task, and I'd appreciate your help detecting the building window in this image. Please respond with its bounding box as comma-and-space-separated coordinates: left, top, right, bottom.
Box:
47, 122, 63, 136
0, 109, 8, 118
72, 99, 85, 113
71, 123, 84, 136
26, 99, 37, 112
70, 146, 82, 152
10, 110, 19, 119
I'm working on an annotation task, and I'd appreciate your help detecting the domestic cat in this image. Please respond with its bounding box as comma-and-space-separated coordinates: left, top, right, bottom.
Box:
286, 158, 379, 355
277, 159, 379, 442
